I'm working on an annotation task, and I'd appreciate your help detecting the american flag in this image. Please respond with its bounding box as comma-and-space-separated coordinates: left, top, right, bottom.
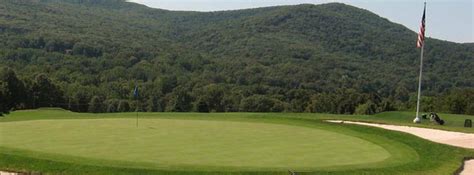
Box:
417, 3, 426, 48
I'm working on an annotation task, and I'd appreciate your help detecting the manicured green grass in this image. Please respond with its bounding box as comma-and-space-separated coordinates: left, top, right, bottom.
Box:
3, 108, 473, 133
0, 118, 392, 171
0, 109, 473, 174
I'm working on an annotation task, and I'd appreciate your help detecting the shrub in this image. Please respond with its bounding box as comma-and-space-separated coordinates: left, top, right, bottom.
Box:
355, 101, 376, 115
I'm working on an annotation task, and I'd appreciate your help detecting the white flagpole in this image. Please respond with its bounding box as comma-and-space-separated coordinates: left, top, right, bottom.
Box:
414, 2, 426, 124
414, 44, 424, 123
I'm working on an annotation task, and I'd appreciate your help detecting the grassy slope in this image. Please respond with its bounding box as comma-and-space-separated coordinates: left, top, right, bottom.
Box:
0, 109, 473, 175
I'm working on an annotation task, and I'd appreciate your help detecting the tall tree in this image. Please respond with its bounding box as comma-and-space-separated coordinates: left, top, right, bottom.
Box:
88, 96, 104, 113
0, 68, 26, 110
166, 87, 193, 112
31, 74, 64, 108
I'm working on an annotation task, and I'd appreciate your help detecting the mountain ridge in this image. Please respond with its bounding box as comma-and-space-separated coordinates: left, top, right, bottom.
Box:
0, 0, 472, 114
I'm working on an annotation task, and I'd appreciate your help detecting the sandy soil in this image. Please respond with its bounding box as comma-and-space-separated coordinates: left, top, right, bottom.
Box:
326, 120, 474, 149
461, 160, 474, 175
327, 120, 474, 175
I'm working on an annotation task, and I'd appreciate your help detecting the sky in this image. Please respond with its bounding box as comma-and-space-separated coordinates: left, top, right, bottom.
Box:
127, 0, 473, 43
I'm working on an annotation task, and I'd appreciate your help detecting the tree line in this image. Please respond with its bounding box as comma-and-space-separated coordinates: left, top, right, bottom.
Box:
1, 1, 472, 116
1, 67, 472, 116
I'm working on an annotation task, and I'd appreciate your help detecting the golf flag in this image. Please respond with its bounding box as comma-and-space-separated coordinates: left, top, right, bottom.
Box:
133, 85, 139, 98
417, 3, 426, 48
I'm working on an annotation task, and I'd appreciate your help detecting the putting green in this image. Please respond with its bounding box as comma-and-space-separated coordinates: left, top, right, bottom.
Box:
0, 118, 392, 170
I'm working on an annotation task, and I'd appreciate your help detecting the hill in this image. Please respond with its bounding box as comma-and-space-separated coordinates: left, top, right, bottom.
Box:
0, 0, 473, 114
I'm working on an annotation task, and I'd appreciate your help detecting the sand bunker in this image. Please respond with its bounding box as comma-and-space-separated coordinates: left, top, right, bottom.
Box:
0, 172, 18, 175
327, 120, 473, 175
461, 160, 474, 175
326, 120, 473, 149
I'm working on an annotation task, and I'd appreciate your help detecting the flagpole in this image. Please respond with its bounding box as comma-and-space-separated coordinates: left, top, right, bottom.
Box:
414, 1, 426, 124
414, 44, 424, 123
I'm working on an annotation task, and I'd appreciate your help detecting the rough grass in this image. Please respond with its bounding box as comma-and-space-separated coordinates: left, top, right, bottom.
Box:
0, 109, 473, 174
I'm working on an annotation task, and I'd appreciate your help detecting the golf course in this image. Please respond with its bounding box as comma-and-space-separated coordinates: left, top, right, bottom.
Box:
0, 0, 473, 174
1, 108, 473, 174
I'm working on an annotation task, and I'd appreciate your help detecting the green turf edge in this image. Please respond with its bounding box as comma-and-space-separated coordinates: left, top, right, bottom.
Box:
1, 110, 473, 174
453, 157, 474, 175
0, 118, 416, 172
2, 110, 472, 133
1, 123, 472, 175
0, 117, 417, 171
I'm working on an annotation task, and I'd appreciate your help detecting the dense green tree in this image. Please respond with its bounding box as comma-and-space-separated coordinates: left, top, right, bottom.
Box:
0, 82, 7, 115
88, 96, 104, 113
145, 96, 159, 112
286, 89, 311, 112
306, 93, 335, 113
198, 84, 226, 112
420, 96, 435, 113
377, 98, 395, 113
117, 100, 130, 112
441, 88, 474, 115
466, 103, 474, 115
335, 89, 364, 114
160, 76, 178, 95
240, 95, 286, 112
72, 42, 102, 57
0, 1, 472, 114
166, 87, 193, 112
355, 101, 376, 115
106, 99, 120, 113
31, 74, 64, 108
0, 68, 26, 110
71, 88, 90, 112
195, 99, 210, 113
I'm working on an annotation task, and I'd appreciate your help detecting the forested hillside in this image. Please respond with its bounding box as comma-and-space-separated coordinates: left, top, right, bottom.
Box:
0, 0, 473, 115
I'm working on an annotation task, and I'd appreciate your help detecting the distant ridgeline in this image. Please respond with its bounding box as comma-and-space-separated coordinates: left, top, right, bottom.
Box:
0, 0, 473, 115
37, 0, 127, 5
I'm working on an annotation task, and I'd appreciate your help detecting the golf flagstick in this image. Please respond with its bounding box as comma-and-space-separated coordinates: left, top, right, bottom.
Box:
136, 100, 138, 127
414, 1, 426, 124
134, 85, 139, 127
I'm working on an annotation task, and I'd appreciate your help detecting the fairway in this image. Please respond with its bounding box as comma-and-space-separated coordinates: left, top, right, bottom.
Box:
0, 118, 390, 170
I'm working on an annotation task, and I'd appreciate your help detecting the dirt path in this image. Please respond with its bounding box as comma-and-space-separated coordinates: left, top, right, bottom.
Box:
326, 120, 474, 175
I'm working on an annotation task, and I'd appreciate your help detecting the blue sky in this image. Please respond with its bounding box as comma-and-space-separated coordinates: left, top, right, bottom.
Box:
127, 0, 473, 43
